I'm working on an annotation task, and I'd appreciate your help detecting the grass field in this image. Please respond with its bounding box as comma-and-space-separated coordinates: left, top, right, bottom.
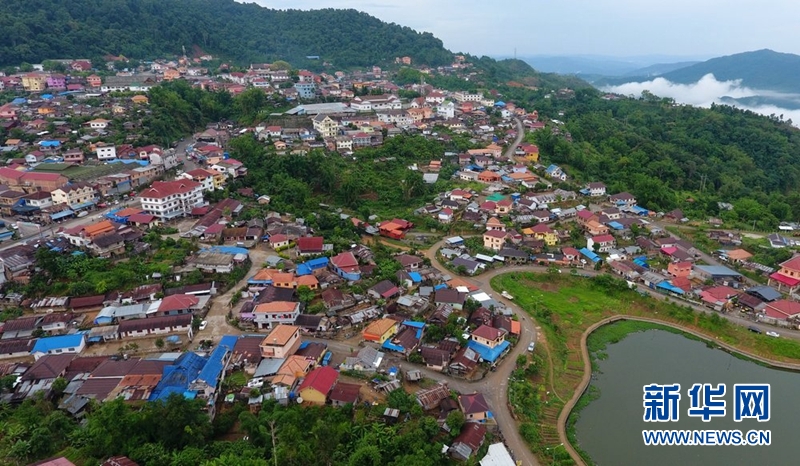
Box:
491, 271, 800, 465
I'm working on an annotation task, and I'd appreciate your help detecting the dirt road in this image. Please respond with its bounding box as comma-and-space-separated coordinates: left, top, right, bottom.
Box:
195, 245, 273, 341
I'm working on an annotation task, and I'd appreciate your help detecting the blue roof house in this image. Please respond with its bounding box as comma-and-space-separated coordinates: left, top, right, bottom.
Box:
31, 334, 86, 360
190, 335, 238, 414
150, 351, 209, 402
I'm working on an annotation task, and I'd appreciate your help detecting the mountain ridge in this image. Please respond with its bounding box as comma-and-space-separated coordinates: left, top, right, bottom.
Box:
0, 0, 454, 68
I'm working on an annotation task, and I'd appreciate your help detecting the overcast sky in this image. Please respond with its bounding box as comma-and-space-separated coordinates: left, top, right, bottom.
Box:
246, 0, 800, 59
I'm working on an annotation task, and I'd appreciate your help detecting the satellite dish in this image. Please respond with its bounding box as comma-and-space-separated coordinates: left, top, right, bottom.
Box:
46, 309, 54, 314
296, 397, 303, 404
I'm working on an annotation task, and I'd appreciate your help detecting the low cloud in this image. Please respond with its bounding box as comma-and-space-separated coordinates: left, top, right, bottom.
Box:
602, 74, 800, 125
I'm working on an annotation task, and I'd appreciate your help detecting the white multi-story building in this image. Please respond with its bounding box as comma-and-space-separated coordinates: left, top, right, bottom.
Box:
95, 144, 117, 160
139, 179, 204, 220
437, 101, 455, 119
453, 92, 483, 102
50, 182, 97, 208
350, 94, 401, 112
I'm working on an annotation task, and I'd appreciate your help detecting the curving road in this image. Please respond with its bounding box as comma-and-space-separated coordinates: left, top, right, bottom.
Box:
422, 239, 541, 466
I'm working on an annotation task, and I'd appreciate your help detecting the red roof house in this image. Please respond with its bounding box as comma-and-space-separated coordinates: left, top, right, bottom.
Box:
297, 366, 339, 405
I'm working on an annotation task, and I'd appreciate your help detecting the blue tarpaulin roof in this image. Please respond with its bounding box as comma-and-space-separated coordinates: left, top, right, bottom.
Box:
196, 335, 238, 389
150, 351, 208, 402
70, 201, 95, 210
382, 340, 405, 352
11, 98, 27, 105
434, 284, 448, 290
630, 205, 649, 215
467, 339, 510, 363
608, 221, 624, 230
51, 210, 74, 220
402, 321, 425, 329
297, 257, 329, 276
40, 94, 54, 99
39, 140, 60, 147
201, 246, 248, 255
657, 281, 685, 295
408, 272, 422, 283
579, 248, 601, 263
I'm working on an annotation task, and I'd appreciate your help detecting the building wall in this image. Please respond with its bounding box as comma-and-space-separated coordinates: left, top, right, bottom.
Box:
299, 387, 326, 405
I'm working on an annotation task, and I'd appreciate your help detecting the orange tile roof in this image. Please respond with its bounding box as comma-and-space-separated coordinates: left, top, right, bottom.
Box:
297, 275, 319, 287
251, 269, 276, 281
83, 220, 115, 238
277, 355, 312, 377
363, 318, 397, 338
446, 277, 479, 292
727, 249, 753, 261
254, 301, 298, 315
270, 272, 296, 283
260, 324, 299, 346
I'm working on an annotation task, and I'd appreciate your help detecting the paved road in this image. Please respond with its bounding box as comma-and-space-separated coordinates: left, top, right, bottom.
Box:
423, 238, 541, 466
503, 118, 525, 162
0, 199, 142, 249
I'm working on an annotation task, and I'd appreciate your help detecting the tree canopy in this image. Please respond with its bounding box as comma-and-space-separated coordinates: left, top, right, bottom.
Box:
0, 0, 453, 68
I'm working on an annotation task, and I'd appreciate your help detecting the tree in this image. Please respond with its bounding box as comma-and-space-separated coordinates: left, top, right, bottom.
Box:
297, 285, 315, 307
155, 338, 165, 349
51, 377, 68, 396
445, 410, 465, 435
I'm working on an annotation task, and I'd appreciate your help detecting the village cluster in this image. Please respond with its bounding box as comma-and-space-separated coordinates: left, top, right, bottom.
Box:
1, 54, 799, 466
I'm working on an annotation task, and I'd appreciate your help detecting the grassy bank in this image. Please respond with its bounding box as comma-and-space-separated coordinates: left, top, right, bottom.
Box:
490, 271, 800, 465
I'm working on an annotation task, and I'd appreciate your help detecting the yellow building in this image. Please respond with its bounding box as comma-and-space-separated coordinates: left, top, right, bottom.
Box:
297, 366, 338, 405
526, 224, 559, 246
362, 318, 398, 344
210, 169, 227, 189
131, 95, 149, 104
21, 74, 47, 91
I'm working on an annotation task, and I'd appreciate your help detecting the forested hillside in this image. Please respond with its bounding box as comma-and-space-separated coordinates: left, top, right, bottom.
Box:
531, 89, 800, 226
659, 49, 800, 94
0, 0, 453, 67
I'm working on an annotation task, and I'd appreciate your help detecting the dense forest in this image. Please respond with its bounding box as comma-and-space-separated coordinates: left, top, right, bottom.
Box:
527, 88, 800, 227
0, 0, 453, 68
0, 392, 468, 466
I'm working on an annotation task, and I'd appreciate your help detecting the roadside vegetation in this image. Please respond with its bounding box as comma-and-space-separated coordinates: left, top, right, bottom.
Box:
0, 389, 483, 466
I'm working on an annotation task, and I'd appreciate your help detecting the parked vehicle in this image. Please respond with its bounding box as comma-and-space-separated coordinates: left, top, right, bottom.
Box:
501, 291, 514, 300
748, 326, 762, 334
766, 331, 780, 338
199, 320, 208, 331
76, 211, 88, 218
527, 342, 535, 352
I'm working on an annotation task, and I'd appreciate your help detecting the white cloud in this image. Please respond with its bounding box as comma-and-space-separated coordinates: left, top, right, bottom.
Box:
602, 74, 800, 125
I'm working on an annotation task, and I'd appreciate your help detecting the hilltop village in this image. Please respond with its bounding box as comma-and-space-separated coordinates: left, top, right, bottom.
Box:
1, 54, 800, 466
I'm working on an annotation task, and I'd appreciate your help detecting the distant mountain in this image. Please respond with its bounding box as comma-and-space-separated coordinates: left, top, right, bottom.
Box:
622, 61, 699, 77
658, 49, 800, 93
521, 56, 644, 76
0, 0, 453, 67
